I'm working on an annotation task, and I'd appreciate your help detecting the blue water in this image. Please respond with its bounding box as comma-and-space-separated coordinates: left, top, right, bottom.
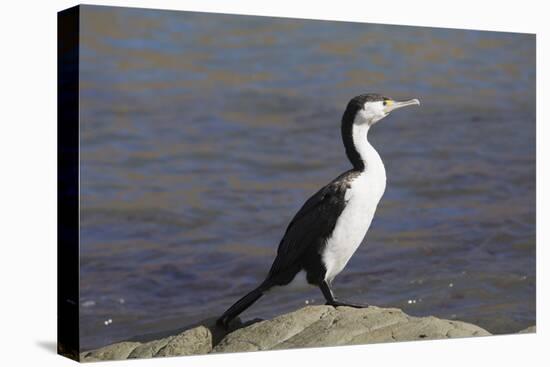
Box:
78, 5, 535, 351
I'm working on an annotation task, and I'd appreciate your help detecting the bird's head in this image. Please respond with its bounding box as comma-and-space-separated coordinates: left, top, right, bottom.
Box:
343, 93, 420, 126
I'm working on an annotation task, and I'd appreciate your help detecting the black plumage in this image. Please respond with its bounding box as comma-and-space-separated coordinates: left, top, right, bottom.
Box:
217, 170, 359, 328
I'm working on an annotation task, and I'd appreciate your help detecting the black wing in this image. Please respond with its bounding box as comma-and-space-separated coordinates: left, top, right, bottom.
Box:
265, 174, 351, 282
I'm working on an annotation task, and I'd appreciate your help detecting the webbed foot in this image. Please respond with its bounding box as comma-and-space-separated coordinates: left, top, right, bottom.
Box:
325, 300, 370, 308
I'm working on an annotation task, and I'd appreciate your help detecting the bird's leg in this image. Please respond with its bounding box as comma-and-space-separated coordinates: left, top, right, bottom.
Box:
320, 280, 369, 308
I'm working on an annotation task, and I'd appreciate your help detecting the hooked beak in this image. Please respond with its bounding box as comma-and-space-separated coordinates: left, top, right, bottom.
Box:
384, 98, 420, 114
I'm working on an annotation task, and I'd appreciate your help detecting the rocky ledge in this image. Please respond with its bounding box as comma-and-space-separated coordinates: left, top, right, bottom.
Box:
80, 305, 535, 361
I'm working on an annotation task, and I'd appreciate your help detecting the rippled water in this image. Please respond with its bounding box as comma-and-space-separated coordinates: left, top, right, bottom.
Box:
78, 5, 536, 351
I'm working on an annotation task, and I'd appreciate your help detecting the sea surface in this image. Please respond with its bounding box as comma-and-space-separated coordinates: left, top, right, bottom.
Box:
78, 5, 536, 351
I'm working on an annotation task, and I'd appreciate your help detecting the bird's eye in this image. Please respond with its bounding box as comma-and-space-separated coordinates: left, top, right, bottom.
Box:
383, 100, 387, 106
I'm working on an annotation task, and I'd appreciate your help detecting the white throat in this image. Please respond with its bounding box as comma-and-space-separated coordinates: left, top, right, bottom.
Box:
351, 123, 381, 170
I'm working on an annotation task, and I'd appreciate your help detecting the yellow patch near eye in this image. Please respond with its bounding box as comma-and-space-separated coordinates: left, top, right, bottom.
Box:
384, 100, 393, 106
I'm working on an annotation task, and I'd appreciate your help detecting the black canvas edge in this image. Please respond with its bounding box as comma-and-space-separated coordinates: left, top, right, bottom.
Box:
58, 5, 80, 362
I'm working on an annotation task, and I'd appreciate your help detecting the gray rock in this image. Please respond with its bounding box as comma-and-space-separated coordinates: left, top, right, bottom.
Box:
80, 326, 212, 361
80, 305, 496, 361
128, 335, 175, 359
213, 305, 333, 353
81, 341, 141, 361
155, 326, 212, 357
212, 306, 490, 353
519, 325, 536, 334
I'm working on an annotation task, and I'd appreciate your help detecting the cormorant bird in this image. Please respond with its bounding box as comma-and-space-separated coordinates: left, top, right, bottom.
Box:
217, 94, 420, 329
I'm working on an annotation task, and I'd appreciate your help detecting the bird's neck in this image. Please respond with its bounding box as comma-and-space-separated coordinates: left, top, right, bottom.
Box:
343, 123, 381, 172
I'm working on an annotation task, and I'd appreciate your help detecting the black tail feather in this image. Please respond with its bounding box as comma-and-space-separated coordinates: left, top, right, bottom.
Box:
217, 284, 268, 329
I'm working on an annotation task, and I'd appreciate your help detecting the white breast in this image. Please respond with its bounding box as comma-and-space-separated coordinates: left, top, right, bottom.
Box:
322, 143, 386, 282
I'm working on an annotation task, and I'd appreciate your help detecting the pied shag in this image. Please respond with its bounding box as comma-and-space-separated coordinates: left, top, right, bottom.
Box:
217, 94, 420, 329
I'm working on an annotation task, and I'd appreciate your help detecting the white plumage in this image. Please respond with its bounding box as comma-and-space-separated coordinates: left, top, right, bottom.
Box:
322, 123, 386, 282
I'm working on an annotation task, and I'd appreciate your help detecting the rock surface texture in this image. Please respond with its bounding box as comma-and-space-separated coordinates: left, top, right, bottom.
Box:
80, 305, 532, 362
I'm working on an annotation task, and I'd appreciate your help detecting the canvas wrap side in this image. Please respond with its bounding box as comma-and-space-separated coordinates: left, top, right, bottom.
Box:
57, 5, 80, 362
